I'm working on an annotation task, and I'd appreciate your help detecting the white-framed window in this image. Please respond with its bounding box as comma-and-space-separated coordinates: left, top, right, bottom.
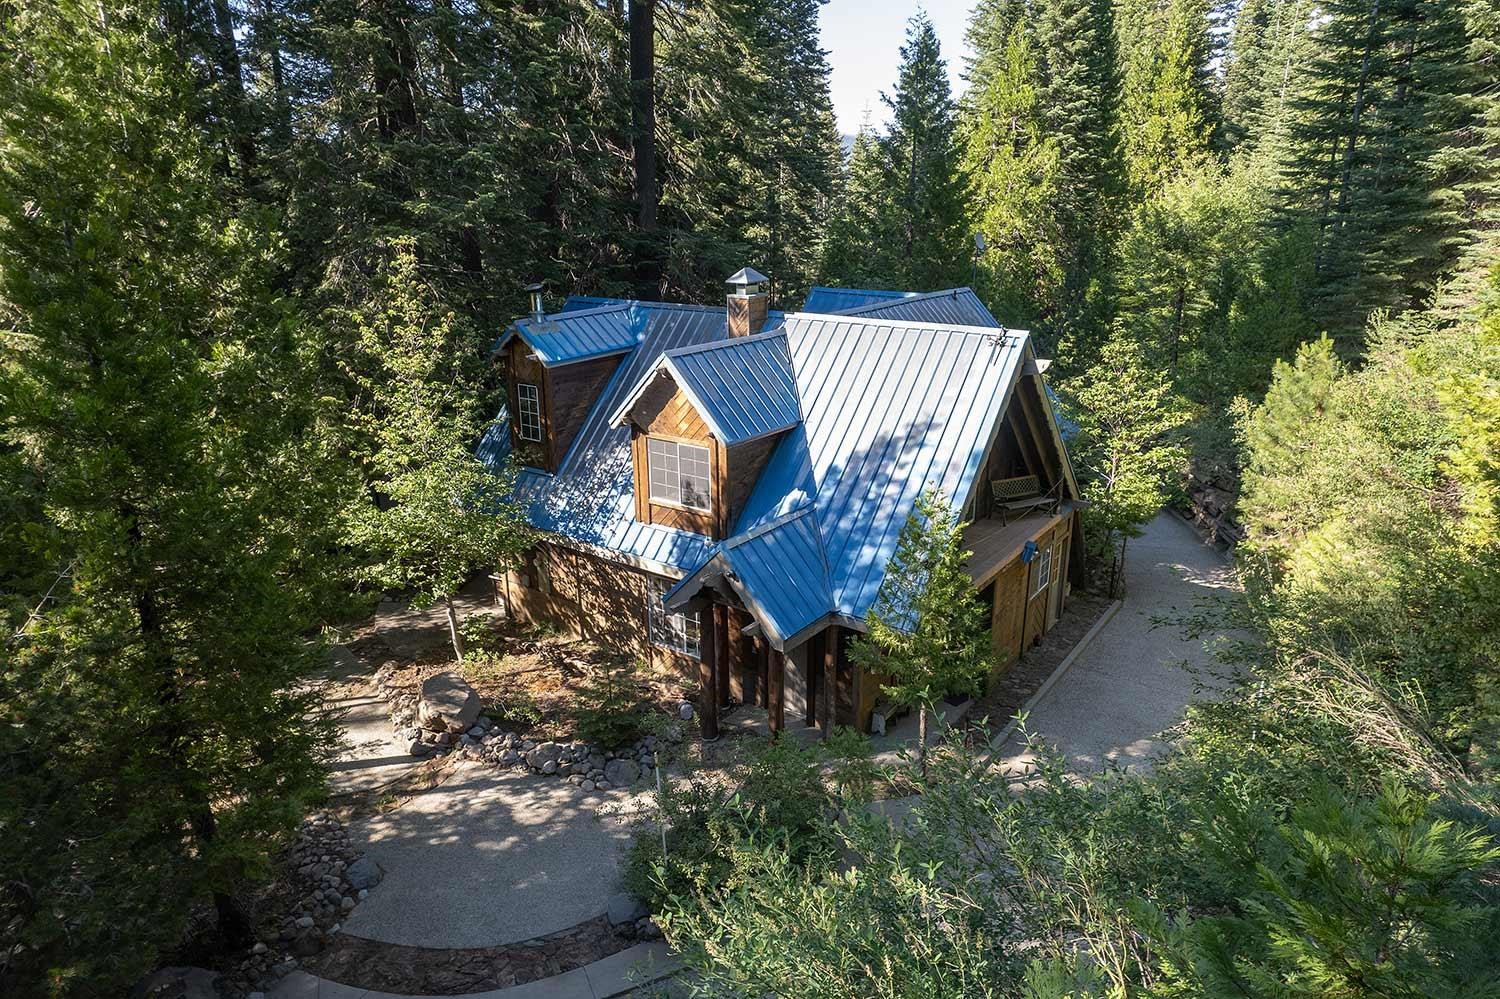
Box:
516, 382, 543, 442
647, 438, 712, 512
648, 580, 701, 659
1031, 543, 1052, 597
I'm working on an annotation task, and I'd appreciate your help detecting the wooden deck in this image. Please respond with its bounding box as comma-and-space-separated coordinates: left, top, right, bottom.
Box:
963, 508, 1071, 587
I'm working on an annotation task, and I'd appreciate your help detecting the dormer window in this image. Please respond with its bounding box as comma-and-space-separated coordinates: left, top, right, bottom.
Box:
516, 383, 543, 442
648, 438, 712, 512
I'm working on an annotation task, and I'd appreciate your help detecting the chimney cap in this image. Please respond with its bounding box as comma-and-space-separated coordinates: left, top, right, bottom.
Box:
522, 280, 547, 292
725, 267, 769, 295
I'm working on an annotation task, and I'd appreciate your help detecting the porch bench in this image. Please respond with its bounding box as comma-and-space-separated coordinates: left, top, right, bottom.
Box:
991, 474, 1061, 524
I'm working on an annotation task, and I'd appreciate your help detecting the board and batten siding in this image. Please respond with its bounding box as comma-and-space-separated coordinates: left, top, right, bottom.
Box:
498, 539, 701, 681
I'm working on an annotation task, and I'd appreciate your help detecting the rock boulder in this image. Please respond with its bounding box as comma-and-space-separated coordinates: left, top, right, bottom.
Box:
418, 672, 482, 733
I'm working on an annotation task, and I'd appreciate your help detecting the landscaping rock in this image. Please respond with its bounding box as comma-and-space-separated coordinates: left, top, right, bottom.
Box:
604, 758, 639, 786
417, 671, 482, 733
606, 892, 648, 927
678, 700, 694, 720
132, 966, 220, 999
346, 856, 382, 891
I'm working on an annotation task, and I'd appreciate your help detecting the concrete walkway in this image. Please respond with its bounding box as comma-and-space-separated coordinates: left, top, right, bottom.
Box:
270, 942, 677, 999
995, 511, 1237, 774
338, 761, 636, 949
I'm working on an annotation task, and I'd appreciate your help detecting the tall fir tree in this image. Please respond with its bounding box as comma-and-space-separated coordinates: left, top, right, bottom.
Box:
1278, 0, 1480, 338
0, 3, 348, 989
879, 11, 969, 291
1116, 0, 1219, 193
960, 1, 1066, 331
1034, 0, 1127, 365
656, 0, 842, 305
821, 115, 898, 288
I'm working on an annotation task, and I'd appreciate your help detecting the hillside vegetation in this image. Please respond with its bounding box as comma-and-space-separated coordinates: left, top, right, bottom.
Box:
2, 1, 1498, 995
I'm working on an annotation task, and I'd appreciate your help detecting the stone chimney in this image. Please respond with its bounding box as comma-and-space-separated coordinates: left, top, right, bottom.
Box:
725, 267, 769, 338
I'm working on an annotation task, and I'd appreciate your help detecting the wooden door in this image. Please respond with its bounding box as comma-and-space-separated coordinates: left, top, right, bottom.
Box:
992, 559, 1027, 668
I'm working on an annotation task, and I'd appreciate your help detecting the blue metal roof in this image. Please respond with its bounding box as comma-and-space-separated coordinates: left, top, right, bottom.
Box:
493, 302, 644, 365
767, 313, 1030, 620
665, 505, 835, 647
482, 285, 1069, 647
802, 286, 916, 313
837, 287, 1000, 328
619, 332, 800, 445
481, 302, 735, 572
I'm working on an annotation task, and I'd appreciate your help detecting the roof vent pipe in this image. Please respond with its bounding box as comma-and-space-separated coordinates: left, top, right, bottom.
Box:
523, 281, 546, 322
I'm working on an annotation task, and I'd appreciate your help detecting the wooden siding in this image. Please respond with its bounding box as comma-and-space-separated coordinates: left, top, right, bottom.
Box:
724, 432, 782, 531
726, 293, 768, 338
500, 540, 701, 683
549, 353, 622, 463
505, 338, 553, 470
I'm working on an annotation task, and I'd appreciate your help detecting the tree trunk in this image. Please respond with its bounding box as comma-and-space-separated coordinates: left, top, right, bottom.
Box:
917, 703, 929, 779
445, 596, 465, 661
629, 0, 660, 298
209, 0, 257, 181
1335, 0, 1383, 225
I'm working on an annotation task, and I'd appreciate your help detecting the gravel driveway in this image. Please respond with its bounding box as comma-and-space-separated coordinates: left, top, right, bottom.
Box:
996, 511, 1238, 774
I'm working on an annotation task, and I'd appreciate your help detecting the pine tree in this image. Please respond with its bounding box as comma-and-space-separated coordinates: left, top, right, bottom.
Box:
821, 115, 898, 288
1278, 0, 1480, 337
1034, 0, 1127, 362
879, 12, 969, 290
1116, 0, 1219, 193
960, 5, 1066, 329
849, 492, 991, 777
656, 0, 842, 304
0, 3, 347, 988
1060, 329, 1190, 594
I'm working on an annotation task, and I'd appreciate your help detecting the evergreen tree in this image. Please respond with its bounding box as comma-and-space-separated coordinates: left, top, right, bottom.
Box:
1278, 0, 1480, 337
1116, 0, 1219, 193
879, 12, 969, 290
0, 3, 346, 988
960, 0, 1066, 330
656, 0, 842, 304
342, 244, 530, 660
1034, 0, 1127, 363
821, 115, 898, 288
849, 492, 991, 778
1060, 330, 1190, 595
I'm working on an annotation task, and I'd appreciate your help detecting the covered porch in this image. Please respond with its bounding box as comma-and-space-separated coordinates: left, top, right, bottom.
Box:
963, 506, 1078, 670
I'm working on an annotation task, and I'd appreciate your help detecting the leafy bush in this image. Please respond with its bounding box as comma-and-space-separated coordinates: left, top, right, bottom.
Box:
458, 612, 506, 656
624, 738, 837, 909
573, 658, 646, 749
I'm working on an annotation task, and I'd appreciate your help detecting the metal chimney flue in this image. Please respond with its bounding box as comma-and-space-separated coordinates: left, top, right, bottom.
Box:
523, 281, 546, 322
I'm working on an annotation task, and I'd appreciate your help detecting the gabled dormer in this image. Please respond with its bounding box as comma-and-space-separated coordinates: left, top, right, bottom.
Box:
493, 291, 640, 472
610, 330, 800, 540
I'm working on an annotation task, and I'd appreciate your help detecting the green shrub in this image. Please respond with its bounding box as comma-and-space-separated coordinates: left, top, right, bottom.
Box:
625, 738, 837, 909
573, 658, 646, 749
458, 612, 506, 655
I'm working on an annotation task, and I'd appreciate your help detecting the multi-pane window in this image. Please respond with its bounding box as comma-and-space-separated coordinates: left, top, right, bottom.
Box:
648, 580, 701, 658
1031, 544, 1052, 597
516, 382, 543, 442
647, 438, 712, 511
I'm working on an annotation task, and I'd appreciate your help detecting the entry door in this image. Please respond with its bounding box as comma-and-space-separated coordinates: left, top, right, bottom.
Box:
993, 560, 1027, 668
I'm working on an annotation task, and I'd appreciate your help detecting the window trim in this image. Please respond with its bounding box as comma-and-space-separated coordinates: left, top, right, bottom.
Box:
1031, 543, 1052, 597
516, 382, 543, 442
646, 436, 713, 513
648, 580, 701, 659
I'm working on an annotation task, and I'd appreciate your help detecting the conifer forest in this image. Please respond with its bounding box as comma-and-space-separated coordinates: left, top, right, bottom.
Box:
3, 1, 1500, 996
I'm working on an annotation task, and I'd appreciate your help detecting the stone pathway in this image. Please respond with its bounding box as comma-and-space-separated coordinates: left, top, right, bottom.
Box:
270, 941, 678, 999
995, 511, 1238, 774
323, 581, 496, 799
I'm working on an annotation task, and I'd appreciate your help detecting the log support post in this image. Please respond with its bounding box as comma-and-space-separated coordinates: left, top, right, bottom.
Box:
699, 602, 720, 740
819, 625, 837, 739
768, 648, 785, 736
